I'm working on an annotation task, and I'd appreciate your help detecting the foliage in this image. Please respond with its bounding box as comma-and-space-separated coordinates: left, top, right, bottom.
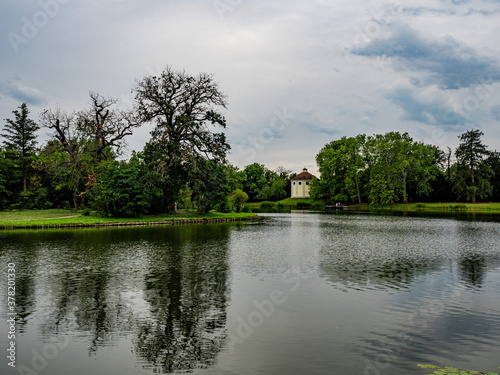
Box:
314, 131, 445, 205
230, 189, 248, 213
0, 148, 22, 210
453, 129, 493, 203
259, 201, 275, 208
39, 92, 134, 210
189, 158, 230, 214
487, 151, 500, 201
133, 66, 229, 213
2, 103, 40, 193
178, 185, 193, 209
93, 157, 151, 217
417, 364, 499, 375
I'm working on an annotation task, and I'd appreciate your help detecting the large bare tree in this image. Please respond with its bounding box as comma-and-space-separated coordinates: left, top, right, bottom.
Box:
40, 92, 140, 210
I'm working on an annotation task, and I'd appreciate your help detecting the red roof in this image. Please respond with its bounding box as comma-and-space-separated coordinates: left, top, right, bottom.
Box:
291, 168, 317, 181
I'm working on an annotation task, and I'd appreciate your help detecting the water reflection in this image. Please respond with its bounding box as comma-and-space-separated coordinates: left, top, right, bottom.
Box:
136, 227, 230, 373
1, 214, 500, 375
0, 224, 232, 373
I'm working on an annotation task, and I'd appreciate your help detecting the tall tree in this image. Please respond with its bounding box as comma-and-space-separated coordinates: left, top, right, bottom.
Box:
40, 93, 137, 210
454, 129, 493, 203
2, 103, 40, 192
487, 151, 500, 201
134, 66, 230, 213
189, 158, 230, 214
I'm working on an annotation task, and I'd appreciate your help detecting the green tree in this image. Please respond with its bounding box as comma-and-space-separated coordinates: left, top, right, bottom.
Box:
312, 143, 348, 204
229, 189, 248, 212
133, 66, 229, 214
226, 165, 245, 192
0, 148, 23, 209
40, 92, 136, 210
189, 158, 230, 214
242, 163, 269, 201
93, 157, 151, 217
2, 103, 40, 192
454, 129, 493, 203
408, 142, 445, 200
487, 151, 500, 201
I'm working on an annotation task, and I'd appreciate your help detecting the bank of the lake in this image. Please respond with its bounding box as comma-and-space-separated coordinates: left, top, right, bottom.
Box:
248, 199, 500, 214
348, 202, 500, 213
0, 209, 259, 229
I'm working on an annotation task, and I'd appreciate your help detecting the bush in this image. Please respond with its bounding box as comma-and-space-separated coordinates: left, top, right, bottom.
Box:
216, 199, 232, 213
93, 159, 151, 218
241, 205, 252, 213
260, 201, 275, 208
230, 189, 249, 213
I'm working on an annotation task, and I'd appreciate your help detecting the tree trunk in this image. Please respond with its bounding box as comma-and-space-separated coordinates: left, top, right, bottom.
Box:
73, 194, 79, 211
165, 202, 176, 215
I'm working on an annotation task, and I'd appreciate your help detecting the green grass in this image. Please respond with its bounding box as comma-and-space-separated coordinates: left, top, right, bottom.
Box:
0, 209, 258, 228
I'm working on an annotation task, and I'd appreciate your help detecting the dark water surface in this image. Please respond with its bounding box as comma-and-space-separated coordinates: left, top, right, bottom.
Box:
1, 213, 500, 374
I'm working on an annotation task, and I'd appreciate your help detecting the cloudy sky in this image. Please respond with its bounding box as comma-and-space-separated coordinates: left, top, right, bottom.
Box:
1, 0, 500, 176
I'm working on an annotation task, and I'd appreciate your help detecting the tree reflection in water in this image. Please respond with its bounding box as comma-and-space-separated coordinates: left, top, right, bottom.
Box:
16, 225, 232, 373
135, 226, 230, 373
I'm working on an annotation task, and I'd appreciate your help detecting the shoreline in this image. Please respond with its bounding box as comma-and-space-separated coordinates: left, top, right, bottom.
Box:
0, 213, 261, 230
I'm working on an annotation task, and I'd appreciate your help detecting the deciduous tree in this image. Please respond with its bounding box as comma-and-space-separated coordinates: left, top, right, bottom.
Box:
133, 66, 230, 213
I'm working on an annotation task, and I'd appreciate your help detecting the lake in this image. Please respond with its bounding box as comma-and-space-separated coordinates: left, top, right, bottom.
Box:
1, 212, 500, 375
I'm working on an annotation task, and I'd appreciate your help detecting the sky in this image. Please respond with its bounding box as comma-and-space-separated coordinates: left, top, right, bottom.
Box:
1, 0, 500, 177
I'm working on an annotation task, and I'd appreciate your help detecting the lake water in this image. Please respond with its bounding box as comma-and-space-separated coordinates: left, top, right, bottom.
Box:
1, 212, 500, 375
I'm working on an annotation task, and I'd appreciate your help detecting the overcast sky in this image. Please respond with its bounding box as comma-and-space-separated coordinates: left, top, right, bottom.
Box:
1, 0, 500, 176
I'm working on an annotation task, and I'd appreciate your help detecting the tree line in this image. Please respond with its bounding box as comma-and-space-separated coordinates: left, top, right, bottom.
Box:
0, 67, 295, 216
2, 66, 499, 215
311, 130, 500, 205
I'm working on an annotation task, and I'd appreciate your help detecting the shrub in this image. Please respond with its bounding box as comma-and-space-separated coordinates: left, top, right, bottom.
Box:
260, 201, 275, 208
241, 205, 252, 213
230, 189, 249, 213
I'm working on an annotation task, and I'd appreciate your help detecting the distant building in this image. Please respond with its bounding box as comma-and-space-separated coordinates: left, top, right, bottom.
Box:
290, 168, 317, 198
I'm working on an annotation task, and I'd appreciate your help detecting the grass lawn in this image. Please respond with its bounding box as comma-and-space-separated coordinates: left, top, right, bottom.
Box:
0, 209, 258, 228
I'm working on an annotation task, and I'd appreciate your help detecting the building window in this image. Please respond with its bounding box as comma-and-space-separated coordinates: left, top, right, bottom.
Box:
293, 182, 295, 185
306, 182, 309, 185
299, 182, 302, 185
